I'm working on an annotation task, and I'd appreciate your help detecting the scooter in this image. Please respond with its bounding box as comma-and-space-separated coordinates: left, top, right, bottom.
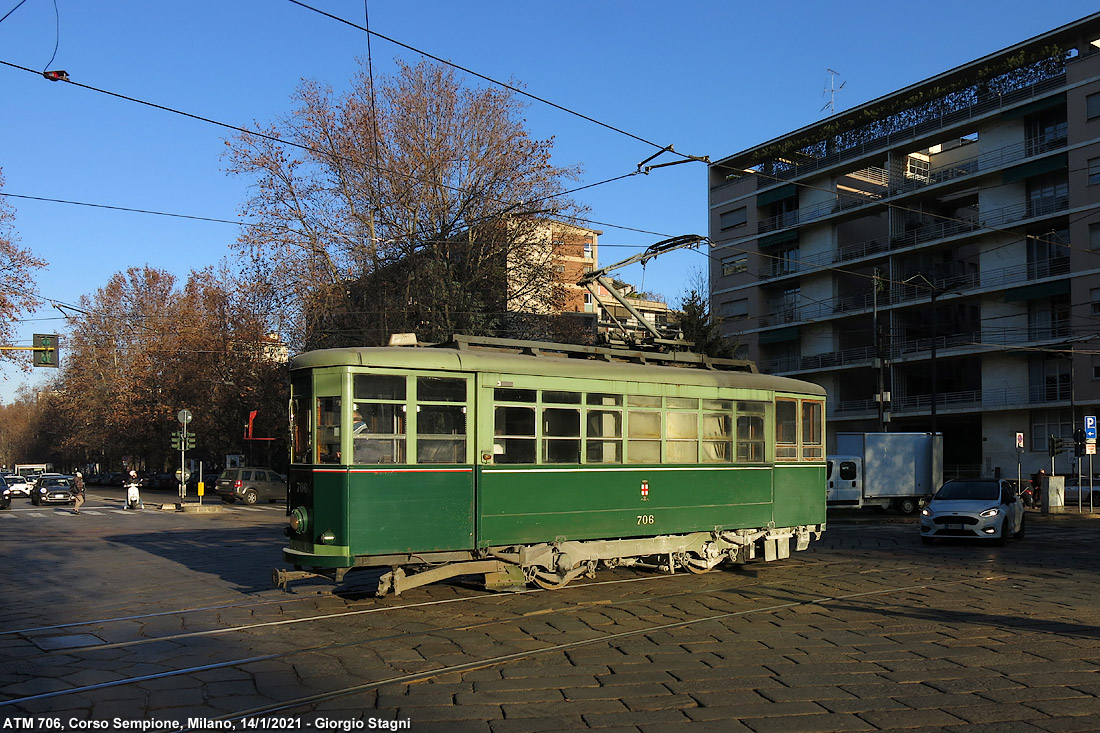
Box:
124, 480, 144, 510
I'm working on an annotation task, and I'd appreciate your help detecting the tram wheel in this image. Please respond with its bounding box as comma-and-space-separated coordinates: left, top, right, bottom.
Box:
686, 562, 712, 574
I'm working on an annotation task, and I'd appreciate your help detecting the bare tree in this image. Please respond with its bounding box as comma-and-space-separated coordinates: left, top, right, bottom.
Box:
0, 169, 47, 365
225, 59, 584, 348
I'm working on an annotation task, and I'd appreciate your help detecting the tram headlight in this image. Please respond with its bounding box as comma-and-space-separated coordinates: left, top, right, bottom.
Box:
289, 507, 309, 535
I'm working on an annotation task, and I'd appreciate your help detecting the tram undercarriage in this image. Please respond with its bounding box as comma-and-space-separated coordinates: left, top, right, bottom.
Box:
274, 523, 825, 596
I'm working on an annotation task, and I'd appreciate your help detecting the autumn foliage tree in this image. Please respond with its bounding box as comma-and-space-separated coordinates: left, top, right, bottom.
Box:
53, 266, 286, 473
0, 169, 47, 365
225, 59, 584, 348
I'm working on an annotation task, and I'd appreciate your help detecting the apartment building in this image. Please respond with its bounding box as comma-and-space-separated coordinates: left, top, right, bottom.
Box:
708, 13, 1100, 478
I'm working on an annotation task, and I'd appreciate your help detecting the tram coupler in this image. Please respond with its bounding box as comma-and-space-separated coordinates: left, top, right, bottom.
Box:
273, 567, 327, 591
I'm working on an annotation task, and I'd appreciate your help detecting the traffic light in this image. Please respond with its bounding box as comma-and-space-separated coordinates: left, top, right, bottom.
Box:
1074, 428, 1087, 457
1048, 434, 1065, 457
32, 333, 59, 368
186, 434, 196, 450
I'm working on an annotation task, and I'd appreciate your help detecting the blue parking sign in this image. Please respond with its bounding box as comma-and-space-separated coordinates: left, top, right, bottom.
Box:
1086, 415, 1097, 440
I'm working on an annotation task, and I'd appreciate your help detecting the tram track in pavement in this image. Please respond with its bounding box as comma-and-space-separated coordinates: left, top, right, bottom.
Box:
14, 552, 915, 653
1, 549, 1014, 718
9, 518, 1072, 655
3, 522, 1084, 722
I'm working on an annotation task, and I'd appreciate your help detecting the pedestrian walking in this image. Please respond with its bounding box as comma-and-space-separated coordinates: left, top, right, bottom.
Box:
72, 472, 85, 514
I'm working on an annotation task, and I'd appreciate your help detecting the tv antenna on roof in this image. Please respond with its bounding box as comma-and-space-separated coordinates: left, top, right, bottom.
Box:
822, 68, 846, 113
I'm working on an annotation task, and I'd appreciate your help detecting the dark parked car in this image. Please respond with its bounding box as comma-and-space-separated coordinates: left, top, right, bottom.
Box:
0, 476, 10, 510
215, 467, 286, 505
30, 474, 74, 506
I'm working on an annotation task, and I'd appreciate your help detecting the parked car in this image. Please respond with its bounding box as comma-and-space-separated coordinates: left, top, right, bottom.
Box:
3, 474, 30, 498
30, 474, 74, 506
1062, 477, 1100, 508
919, 478, 1024, 545
214, 467, 286, 505
0, 476, 10, 510
185, 472, 219, 493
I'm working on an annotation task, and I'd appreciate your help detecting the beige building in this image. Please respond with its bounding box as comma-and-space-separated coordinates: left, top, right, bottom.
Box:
708, 13, 1100, 478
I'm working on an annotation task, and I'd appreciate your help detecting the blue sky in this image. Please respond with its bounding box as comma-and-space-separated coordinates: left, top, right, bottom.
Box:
1, 1, 1097, 400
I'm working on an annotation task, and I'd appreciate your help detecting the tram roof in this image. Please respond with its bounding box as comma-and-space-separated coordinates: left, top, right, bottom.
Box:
290, 345, 825, 397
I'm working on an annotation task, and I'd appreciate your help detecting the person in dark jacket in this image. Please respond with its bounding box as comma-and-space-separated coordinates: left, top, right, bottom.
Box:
72, 472, 85, 514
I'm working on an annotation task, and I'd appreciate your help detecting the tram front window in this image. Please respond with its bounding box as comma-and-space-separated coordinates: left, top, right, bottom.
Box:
353, 374, 407, 464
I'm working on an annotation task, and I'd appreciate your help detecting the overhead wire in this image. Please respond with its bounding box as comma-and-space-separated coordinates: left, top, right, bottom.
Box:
2, 5, 1093, 339
0, 0, 28, 26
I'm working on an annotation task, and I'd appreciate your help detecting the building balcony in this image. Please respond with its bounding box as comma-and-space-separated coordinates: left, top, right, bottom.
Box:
760, 323, 1071, 376
831, 384, 1074, 420
755, 256, 1067, 329
745, 73, 1066, 191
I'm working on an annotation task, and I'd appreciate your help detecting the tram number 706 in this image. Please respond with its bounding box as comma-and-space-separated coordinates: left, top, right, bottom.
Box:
637, 514, 655, 525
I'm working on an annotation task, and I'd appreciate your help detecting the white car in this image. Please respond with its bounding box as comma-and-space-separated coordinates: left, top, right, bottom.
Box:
1062, 478, 1100, 509
919, 479, 1025, 545
3, 475, 30, 498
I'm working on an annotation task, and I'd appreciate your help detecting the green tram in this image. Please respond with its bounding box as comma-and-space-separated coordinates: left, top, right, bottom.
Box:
276, 336, 827, 596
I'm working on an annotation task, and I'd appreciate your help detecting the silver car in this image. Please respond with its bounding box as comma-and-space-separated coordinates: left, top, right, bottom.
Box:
919, 479, 1025, 545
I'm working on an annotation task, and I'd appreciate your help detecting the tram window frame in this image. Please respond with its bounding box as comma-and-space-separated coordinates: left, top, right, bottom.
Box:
736, 401, 766, 463
627, 408, 662, 464
494, 402, 537, 464
415, 376, 468, 464
290, 375, 312, 465
585, 406, 622, 464
352, 374, 408, 465
317, 396, 342, 464
775, 398, 799, 461
542, 406, 581, 463
666, 409, 699, 463
802, 399, 824, 460
702, 411, 732, 463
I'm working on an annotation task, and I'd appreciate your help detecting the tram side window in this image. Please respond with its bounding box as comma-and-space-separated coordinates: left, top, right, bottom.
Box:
802, 400, 824, 460
736, 401, 766, 462
666, 407, 699, 463
776, 399, 798, 460
586, 393, 622, 464
627, 409, 662, 464
353, 375, 407, 464
317, 397, 341, 464
543, 407, 581, 463
702, 399, 733, 463
495, 405, 536, 464
416, 377, 466, 464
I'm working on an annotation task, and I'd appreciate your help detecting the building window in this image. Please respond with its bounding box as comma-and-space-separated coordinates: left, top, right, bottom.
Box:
720, 207, 747, 230
906, 155, 930, 182
1091, 223, 1100, 250
721, 298, 748, 319
1030, 408, 1072, 450
583, 239, 593, 257
770, 245, 800, 277
1090, 158, 1100, 185
1027, 174, 1068, 217
721, 255, 748, 276
1093, 288, 1100, 316
1088, 92, 1100, 120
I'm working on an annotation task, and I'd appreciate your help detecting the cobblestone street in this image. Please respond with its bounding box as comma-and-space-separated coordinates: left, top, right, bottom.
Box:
1, 504, 1099, 731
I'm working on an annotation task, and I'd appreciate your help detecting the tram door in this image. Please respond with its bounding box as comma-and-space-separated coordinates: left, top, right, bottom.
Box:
347, 372, 475, 554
